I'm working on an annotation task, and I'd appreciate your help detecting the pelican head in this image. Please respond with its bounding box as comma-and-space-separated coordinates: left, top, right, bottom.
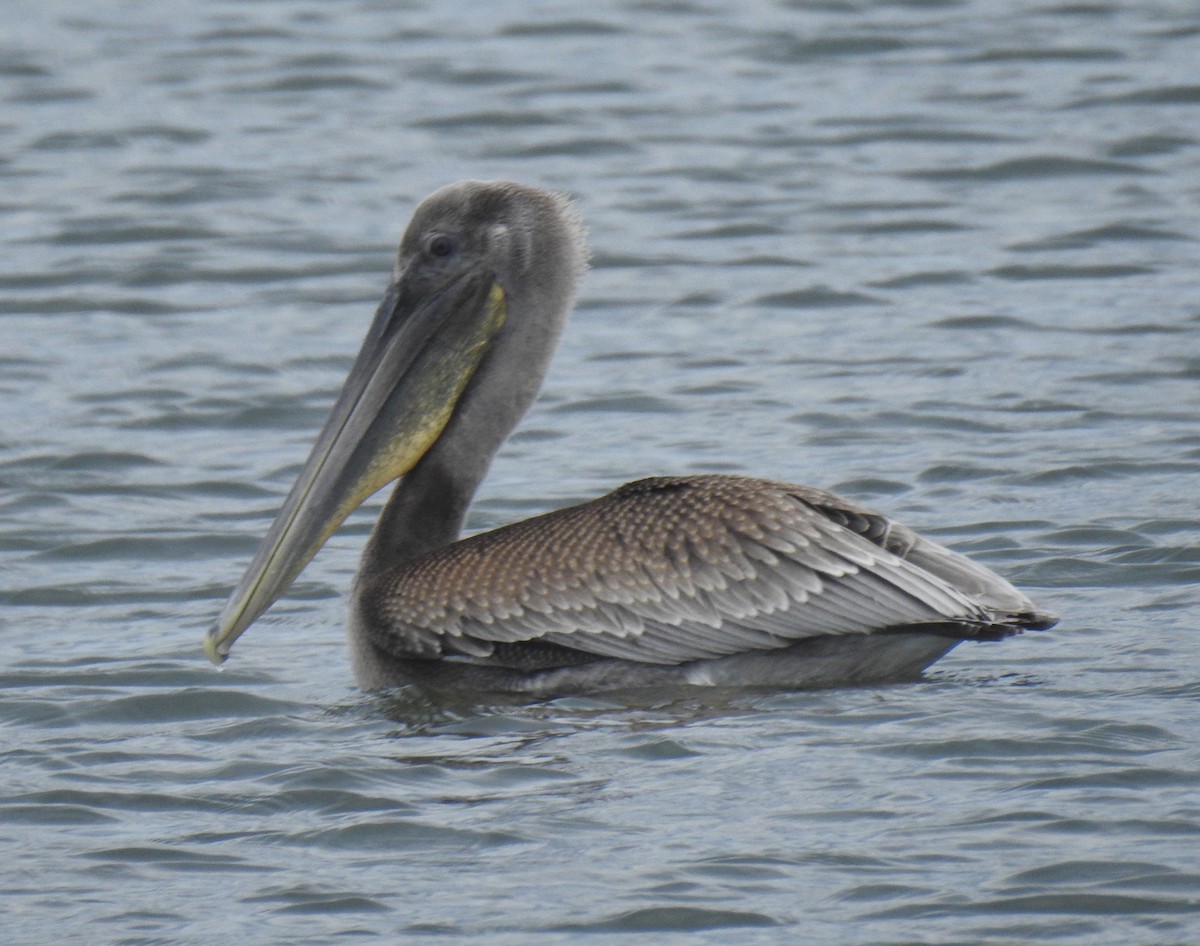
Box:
207, 181, 588, 663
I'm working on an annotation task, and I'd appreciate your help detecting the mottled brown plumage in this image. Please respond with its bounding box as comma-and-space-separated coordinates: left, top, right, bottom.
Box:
354, 475, 1055, 676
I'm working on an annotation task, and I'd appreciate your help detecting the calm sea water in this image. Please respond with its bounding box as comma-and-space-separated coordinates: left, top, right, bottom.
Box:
2, 1, 1198, 943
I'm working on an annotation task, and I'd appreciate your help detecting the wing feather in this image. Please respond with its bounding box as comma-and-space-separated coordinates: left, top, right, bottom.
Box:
361, 475, 1045, 664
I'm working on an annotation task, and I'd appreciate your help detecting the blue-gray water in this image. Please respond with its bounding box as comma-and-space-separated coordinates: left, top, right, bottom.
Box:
2, 1, 1199, 943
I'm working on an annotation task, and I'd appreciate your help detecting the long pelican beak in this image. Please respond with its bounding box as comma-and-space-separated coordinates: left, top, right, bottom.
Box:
205, 271, 506, 664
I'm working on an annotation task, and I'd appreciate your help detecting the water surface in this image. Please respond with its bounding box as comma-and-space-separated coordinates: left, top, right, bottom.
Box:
2, 1, 1199, 943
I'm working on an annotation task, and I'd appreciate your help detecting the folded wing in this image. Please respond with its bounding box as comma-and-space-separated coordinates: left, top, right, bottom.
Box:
360, 475, 1055, 665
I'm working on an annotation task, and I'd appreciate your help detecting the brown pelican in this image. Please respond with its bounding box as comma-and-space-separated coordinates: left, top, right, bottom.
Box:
206, 180, 1057, 695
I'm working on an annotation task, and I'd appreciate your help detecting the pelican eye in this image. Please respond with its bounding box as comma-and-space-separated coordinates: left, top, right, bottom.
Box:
427, 234, 458, 259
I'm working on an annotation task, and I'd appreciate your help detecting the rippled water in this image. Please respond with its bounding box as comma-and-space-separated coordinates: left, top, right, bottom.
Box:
3, 1, 1199, 943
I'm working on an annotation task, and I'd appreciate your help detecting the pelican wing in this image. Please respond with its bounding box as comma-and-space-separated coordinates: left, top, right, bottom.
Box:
360, 475, 1049, 665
